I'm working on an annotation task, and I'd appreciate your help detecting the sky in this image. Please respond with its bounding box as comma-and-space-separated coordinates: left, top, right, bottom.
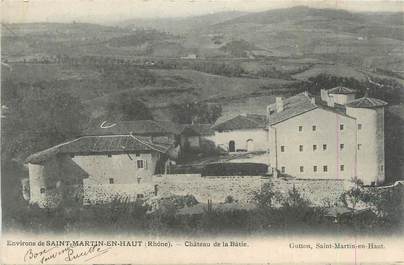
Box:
1, 0, 404, 24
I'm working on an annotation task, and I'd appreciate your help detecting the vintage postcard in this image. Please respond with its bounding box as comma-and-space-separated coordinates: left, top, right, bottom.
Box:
1, 0, 404, 264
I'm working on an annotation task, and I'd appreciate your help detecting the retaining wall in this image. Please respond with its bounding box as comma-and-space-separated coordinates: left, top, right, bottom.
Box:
81, 174, 353, 207
271, 178, 354, 206
154, 174, 265, 205
83, 179, 155, 205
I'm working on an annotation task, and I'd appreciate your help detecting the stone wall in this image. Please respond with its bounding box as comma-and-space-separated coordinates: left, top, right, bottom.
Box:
271, 178, 354, 207
83, 179, 155, 205
81, 175, 353, 207
154, 174, 265, 205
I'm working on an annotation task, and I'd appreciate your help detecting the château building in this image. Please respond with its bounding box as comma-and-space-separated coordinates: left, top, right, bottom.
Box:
267, 87, 387, 185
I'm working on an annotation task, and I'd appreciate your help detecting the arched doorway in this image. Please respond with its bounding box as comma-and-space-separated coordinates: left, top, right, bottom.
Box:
246, 139, 254, 152
228, 140, 235, 152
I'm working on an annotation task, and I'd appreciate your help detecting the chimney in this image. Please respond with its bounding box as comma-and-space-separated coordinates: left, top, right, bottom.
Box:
266, 105, 271, 118
327, 96, 335, 107
320, 89, 328, 102
275, 97, 284, 113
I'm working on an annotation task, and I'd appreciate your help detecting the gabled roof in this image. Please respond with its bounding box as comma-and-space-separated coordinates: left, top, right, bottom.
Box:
213, 114, 266, 131
268, 93, 318, 125
346, 97, 388, 108
26, 135, 169, 164
83, 120, 181, 136
327, 86, 356, 95
181, 124, 214, 136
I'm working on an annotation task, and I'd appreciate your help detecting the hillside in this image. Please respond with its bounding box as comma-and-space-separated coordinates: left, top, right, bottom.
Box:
2, 7, 404, 117
3, 7, 404, 74
117, 11, 247, 34
187, 7, 404, 72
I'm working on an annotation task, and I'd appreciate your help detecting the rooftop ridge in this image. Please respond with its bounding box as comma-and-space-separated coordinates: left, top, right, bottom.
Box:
327, 86, 356, 95
26, 134, 168, 164
346, 96, 388, 108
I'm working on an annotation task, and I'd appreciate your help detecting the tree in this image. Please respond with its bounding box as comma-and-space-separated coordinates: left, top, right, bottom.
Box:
172, 102, 222, 124
340, 178, 365, 210
359, 186, 404, 225
2, 85, 89, 163
252, 182, 279, 208
281, 185, 310, 209
105, 92, 153, 121
1, 85, 89, 224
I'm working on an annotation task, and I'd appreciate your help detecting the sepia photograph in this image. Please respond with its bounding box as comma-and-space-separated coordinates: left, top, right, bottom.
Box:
1, 0, 404, 263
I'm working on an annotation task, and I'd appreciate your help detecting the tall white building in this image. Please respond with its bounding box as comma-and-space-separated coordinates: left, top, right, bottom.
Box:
268, 88, 387, 186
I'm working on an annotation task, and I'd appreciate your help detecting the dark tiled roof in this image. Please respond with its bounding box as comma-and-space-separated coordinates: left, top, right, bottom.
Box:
346, 97, 388, 108
181, 124, 214, 136
245, 114, 267, 124
83, 120, 181, 136
268, 93, 317, 125
26, 135, 169, 164
327, 86, 356, 95
213, 114, 267, 131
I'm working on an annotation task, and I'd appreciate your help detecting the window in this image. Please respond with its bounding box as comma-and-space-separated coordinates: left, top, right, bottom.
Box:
313, 166, 317, 172
300, 166, 304, 173
340, 165, 344, 171
340, 144, 344, 150
381, 165, 384, 172
281, 146, 285, 152
298, 126, 303, 132
109, 178, 114, 184
137, 160, 144, 169
323, 165, 328, 172
40, 188, 45, 194
136, 153, 140, 157
312, 125, 316, 131
107, 154, 112, 157
323, 144, 327, 151
358, 144, 362, 150
313, 144, 317, 151
299, 145, 303, 152
281, 167, 285, 173
229, 140, 235, 152
136, 194, 144, 199
358, 124, 362, 130
340, 124, 344, 130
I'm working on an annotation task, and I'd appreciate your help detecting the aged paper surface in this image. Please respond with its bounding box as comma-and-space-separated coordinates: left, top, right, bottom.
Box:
1, 0, 404, 264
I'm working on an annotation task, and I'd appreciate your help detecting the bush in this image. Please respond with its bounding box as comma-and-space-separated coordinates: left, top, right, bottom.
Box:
159, 194, 199, 209
224, 195, 235, 203
251, 182, 279, 208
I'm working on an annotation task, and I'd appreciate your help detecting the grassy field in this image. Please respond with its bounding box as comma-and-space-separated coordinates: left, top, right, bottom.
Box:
2, 62, 296, 121
292, 63, 369, 81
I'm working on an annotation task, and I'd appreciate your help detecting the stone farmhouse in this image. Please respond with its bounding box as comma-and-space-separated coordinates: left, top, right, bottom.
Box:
25, 134, 172, 207
23, 87, 387, 207
211, 114, 267, 153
